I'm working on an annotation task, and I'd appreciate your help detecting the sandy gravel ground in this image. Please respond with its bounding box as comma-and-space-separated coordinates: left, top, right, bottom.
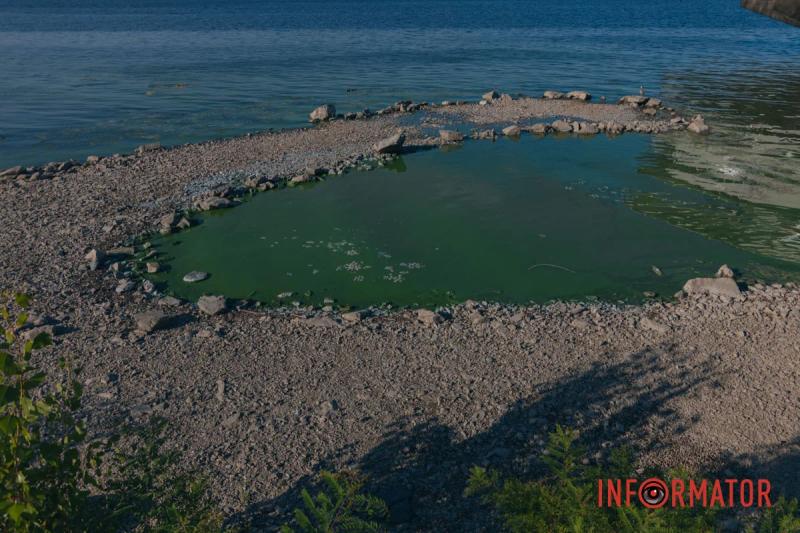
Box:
1, 96, 797, 530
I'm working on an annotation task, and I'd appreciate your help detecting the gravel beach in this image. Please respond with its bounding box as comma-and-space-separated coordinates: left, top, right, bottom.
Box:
2, 95, 797, 530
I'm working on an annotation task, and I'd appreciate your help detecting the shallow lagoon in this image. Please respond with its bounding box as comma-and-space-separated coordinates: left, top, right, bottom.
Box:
148, 135, 799, 308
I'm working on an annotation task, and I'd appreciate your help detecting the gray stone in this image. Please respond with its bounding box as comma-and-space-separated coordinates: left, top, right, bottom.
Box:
501, 125, 521, 137
373, 133, 406, 154
417, 309, 443, 325
439, 130, 464, 143
197, 295, 227, 316
688, 115, 711, 135
85, 248, 105, 271
551, 120, 573, 133
134, 311, 171, 334
543, 91, 565, 100
183, 271, 208, 283
566, 91, 591, 101
716, 264, 735, 278
683, 277, 741, 298
309, 104, 336, 122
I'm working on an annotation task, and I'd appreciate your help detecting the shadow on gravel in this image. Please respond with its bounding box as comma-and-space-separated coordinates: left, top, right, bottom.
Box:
233, 343, 797, 531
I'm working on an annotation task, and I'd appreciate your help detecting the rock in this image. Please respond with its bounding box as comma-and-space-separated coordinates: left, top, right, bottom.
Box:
142, 280, 155, 293
215, 379, 225, 402
0, 165, 23, 177
417, 309, 443, 325
136, 143, 161, 154
551, 120, 573, 133
683, 277, 741, 298
290, 174, 312, 184
176, 217, 191, 230
501, 125, 521, 137
182, 271, 208, 283
471, 129, 497, 140
482, 90, 500, 101
342, 310, 366, 323
645, 98, 662, 108
640, 317, 668, 334
575, 122, 599, 135
108, 246, 135, 257
309, 104, 336, 122
84, 248, 105, 271
606, 121, 625, 135
618, 95, 649, 106
197, 295, 227, 316
146, 262, 160, 274
566, 91, 591, 101
716, 264, 735, 278
543, 91, 565, 100
688, 115, 711, 135
526, 123, 550, 135
158, 296, 182, 307
86, 155, 100, 164
373, 133, 406, 154
134, 311, 171, 334
115, 280, 135, 294
198, 196, 234, 211
439, 130, 464, 143
305, 316, 340, 328
643, 107, 657, 116
160, 212, 178, 229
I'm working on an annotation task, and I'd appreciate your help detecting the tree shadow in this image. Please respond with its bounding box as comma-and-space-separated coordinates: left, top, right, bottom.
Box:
232, 343, 796, 530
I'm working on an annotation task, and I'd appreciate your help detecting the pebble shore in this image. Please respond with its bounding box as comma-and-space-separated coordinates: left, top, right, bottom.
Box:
2, 92, 795, 530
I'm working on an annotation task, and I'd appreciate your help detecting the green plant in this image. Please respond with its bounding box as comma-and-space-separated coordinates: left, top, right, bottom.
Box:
281, 470, 388, 533
0, 291, 96, 532
465, 425, 721, 533
750, 497, 800, 533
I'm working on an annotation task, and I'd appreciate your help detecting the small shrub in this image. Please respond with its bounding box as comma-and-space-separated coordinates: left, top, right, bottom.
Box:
281, 470, 388, 533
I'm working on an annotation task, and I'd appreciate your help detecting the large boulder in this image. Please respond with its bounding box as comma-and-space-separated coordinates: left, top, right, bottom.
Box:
543, 91, 565, 100
198, 295, 227, 316
682, 277, 741, 298
373, 133, 406, 154
439, 130, 464, 143
566, 91, 591, 101
134, 311, 171, 334
309, 104, 336, 122
618, 95, 649, 106
551, 120, 573, 133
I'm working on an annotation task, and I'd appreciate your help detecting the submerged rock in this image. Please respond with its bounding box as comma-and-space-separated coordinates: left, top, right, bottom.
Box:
198, 295, 227, 316
183, 271, 208, 283
439, 130, 464, 143
687, 115, 711, 135
373, 133, 406, 154
683, 277, 741, 298
309, 104, 336, 122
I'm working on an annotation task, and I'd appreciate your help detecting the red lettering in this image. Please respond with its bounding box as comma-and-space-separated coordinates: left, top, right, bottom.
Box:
671, 479, 686, 508
689, 479, 708, 507
625, 479, 637, 507
758, 479, 772, 507
740, 479, 754, 507
710, 480, 726, 507
606, 479, 622, 507
725, 479, 737, 507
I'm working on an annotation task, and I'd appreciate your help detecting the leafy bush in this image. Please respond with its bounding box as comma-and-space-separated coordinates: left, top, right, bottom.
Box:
0, 291, 223, 532
466, 425, 800, 533
281, 470, 388, 533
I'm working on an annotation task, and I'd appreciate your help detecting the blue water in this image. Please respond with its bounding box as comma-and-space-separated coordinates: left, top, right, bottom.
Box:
1, 0, 799, 168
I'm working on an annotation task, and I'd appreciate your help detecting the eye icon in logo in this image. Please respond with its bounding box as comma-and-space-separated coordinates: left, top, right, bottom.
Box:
638, 478, 668, 509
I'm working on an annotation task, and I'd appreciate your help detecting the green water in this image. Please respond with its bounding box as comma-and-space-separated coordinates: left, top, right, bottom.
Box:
148, 135, 800, 308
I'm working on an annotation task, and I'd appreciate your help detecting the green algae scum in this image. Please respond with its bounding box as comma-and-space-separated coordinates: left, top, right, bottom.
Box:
147, 135, 800, 308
